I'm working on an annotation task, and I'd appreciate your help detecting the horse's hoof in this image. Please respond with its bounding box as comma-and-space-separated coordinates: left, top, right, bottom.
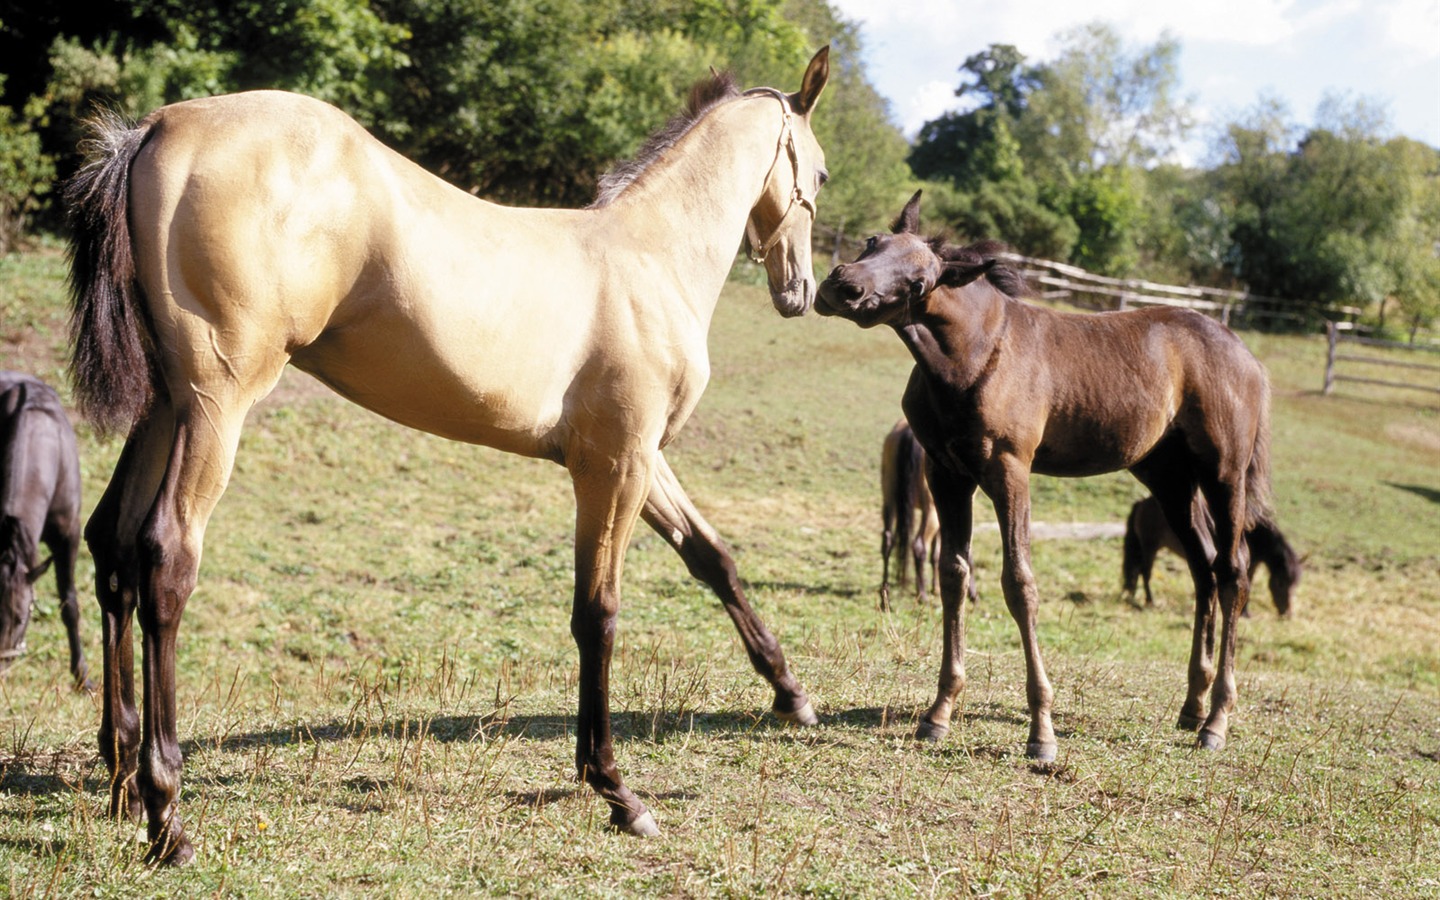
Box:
776, 700, 818, 727
915, 720, 949, 742
614, 810, 660, 838
1196, 730, 1226, 752
1175, 713, 1204, 732
145, 834, 195, 866
1026, 741, 1058, 762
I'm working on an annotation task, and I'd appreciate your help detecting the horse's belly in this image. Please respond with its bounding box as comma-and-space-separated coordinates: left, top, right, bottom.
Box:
290, 340, 567, 461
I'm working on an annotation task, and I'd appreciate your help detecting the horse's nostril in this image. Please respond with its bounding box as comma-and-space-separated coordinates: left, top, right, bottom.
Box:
840, 281, 865, 301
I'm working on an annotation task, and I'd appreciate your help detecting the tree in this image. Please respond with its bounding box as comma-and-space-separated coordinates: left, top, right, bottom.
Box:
0, 76, 55, 253
909, 25, 1191, 274
1217, 92, 1440, 324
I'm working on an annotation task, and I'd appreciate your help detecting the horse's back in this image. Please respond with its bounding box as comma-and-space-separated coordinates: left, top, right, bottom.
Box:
131, 92, 429, 345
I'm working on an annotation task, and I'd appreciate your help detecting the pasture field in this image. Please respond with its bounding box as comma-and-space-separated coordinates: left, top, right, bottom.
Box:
2, 244, 1438, 897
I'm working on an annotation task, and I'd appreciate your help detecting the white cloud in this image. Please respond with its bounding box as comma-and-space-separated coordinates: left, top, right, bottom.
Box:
898, 80, 962, 137
1379, 0, 1440, 60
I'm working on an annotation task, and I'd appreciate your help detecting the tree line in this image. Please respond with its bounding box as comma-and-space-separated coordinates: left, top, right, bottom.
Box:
1, 3, 1436, 332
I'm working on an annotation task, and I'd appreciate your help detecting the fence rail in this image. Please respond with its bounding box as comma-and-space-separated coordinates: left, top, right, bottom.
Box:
1005, 253, 1363, 332
1323, 322, 1440, 398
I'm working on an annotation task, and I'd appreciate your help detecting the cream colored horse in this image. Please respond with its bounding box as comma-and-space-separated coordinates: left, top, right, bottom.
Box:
66, 48, 829, 863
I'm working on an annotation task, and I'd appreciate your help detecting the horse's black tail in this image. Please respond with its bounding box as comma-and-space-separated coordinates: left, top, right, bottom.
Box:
65, 112, 157, 436
1121, 502, 1144, 594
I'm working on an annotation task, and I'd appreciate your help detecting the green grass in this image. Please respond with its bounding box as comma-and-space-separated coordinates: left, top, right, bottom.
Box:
2, 247, 1437, 897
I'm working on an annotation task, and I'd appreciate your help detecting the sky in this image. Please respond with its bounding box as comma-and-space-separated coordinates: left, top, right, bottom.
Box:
828, 0, 1440, 163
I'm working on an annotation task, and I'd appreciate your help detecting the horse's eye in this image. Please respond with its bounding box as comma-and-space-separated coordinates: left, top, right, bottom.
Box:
865, 236, 877, 252
908, 280, 925, 298
817, 170, 829, 188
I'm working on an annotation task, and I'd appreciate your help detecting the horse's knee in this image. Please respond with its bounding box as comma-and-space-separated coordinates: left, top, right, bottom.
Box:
134, 523, 198, 632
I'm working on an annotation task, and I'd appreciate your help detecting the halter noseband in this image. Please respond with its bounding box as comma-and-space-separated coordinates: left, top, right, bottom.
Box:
742, 87, 816, 265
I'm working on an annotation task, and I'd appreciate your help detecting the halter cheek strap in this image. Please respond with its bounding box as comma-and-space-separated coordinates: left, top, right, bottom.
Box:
742, 88, 817, 265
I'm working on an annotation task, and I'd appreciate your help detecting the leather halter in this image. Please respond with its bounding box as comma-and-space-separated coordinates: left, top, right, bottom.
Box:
742, 87, 817, 265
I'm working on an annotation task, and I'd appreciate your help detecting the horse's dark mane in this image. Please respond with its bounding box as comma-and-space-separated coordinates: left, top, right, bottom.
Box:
932, 237, 1032, 298
589, 71, 742, 208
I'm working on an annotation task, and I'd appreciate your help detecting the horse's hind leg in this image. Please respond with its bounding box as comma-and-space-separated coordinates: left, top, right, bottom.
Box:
1194, 477, 1251, 751
1136, 473, 1217, 733
641, 453, 814, 725
87, 414, 174, 824
880, 502, 896, 611
128, 390, 267, 865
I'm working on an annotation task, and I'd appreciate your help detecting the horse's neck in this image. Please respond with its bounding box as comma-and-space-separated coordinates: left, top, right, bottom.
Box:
595, 101, 774, 326
897, 284, 1008, 391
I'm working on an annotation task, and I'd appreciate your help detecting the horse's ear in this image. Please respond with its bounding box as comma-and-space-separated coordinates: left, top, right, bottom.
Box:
892, 190, 923, 235
1, 383, 24, 418
27, 556, 54, 584
793, 46, 830, 115
939, 258, 996, 288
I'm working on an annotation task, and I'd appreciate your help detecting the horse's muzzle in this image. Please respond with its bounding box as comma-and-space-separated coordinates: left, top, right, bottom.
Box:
815, 273, 864, 317
772, 277, 815, 318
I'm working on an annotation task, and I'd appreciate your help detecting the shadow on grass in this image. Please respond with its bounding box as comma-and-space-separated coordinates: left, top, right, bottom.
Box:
1385, 482, 1440, 505
164, 706, 822, 759
745, 579, 865, 599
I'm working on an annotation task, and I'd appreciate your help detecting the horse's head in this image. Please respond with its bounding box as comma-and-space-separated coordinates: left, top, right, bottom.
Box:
1268, 546, 1304, 618
817, 191, 996, 327
744, 46, 830, 318
0, 518, 49, 672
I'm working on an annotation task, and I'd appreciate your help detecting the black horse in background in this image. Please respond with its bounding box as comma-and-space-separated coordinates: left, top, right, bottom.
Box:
1124, 494, 1301, 617
0, 372, 90, 688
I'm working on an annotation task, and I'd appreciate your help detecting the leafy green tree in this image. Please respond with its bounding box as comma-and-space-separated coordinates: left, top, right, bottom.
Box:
1218, 92, 1440, 326
909, 25, 1189, 274
0, 76, 55, 253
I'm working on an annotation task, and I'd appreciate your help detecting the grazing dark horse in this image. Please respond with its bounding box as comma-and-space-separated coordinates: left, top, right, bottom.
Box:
1123, 495, 1300, 616
65, 49, 830, 862
817, 191, 1272, 761
0, 372, 90, 689
880, 418, 938, 610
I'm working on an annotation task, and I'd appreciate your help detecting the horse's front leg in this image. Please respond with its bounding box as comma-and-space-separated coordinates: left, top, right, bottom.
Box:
48, 528, 92, 691
987, 459, 1056, 761
640, 453, 814, 725
572, 454, 659, 836
916, 463, 976, 741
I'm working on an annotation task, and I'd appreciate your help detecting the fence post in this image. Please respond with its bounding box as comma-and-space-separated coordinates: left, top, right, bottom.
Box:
1324, 321, 1338, 394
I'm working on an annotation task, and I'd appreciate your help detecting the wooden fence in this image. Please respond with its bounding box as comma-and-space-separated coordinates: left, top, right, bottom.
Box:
1005, 253, 1363, 332
1323, 322, 1440, 398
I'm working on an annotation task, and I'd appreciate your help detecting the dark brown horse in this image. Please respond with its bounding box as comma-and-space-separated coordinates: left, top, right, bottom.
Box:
817, 191, 1272, 760
1123, 495, 1300, 616
0, 372, 90, 689
65, 50, 830, 862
